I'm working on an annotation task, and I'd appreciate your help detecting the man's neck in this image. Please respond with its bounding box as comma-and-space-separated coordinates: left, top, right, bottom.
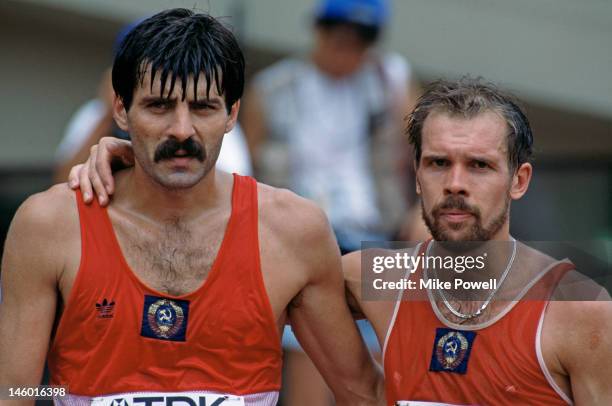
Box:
113, 165, 226, 223
429, 227, 515, 286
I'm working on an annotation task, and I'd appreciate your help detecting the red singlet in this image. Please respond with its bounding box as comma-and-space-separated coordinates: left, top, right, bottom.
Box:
384, 242, 574, 406
48, 174, 282, 406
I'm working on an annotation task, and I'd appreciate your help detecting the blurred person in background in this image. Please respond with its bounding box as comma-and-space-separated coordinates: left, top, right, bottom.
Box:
242, 0, 424, 251
240, 0, 427, 403
54, 22, 252, 183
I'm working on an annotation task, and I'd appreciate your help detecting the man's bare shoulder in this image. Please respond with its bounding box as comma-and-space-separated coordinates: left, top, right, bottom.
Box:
257, 182, 334, 248
11, 183, 77, 236
516, 242, 558, 270
546, 298, 612, 363
3, 183, 79, 280
543, 286, 612, 403
548, 270, 612, 326
552, 267, 611, 301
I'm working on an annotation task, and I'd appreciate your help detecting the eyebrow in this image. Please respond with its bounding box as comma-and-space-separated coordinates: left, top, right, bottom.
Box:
141, 96, 172, 104
140, 95, 223, 106
421, 154, 448, 161
190, 98, 223, 107
421, 153, 498, 164
464, 154, 499, 164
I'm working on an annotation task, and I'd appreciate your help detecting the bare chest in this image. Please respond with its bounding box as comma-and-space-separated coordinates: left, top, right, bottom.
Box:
112, 215, 227, 296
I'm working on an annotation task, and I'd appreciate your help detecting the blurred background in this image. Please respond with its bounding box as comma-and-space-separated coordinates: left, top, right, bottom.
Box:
1, 0, 611, 244
0, 0, 610, 402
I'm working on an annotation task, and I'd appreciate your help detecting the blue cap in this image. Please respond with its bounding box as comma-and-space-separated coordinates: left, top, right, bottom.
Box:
113, 18, 146, 56
314, 0, 389, 27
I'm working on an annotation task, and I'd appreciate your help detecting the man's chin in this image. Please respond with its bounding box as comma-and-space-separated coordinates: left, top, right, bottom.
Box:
152, 172, 207, 190
432, 224, 476, 242
437, 233, 470, 243
425, 213, 481, 242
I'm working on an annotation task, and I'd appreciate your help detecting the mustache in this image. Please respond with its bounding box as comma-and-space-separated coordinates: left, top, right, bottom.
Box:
154, 137, 205, 163
432, 195, 481, 219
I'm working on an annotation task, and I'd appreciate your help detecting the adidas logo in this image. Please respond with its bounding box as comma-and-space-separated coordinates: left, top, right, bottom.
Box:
95, 298, 115, 319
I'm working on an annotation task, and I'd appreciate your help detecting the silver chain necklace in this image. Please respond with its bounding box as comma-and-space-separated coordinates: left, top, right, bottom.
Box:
426, 238, 517, 320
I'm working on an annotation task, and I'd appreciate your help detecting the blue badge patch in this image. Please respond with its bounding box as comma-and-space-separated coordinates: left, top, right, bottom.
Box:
429, 328, 476, 374
141, 295, 189, 342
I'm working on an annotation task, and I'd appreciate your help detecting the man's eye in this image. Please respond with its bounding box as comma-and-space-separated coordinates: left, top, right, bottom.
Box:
433, 159, 447, 167
472, 161, 489, 169
149, 101, 169, 109
192, 103, 213, 110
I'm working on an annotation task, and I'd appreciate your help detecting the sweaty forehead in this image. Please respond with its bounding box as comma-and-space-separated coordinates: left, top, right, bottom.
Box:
422, 110, 509, 156
135, 66, 223, 101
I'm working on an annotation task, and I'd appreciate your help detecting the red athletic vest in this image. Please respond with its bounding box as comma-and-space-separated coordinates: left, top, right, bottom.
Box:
48, 174, 282, 405
384, 242, 573, 406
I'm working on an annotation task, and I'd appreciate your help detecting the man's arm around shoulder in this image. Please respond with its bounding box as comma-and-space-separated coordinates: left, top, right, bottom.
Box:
0, 184, 77, 394
264, 188, 384, 405
343, 251, 367, 320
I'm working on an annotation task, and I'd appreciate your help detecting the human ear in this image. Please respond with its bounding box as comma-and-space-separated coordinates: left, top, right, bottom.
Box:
224, 100, 240, 133
113, 95, 129, 132
510, 162, 532, 200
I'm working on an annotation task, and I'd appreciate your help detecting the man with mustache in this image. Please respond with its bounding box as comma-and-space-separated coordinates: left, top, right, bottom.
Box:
71, 77, 612, 404
0, 9, 382, 406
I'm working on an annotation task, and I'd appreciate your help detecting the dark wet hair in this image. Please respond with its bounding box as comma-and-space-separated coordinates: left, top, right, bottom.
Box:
112, 8, 245, 113
407, 76, 534, 173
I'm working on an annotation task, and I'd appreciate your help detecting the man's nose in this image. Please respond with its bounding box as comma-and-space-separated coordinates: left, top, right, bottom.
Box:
443, 164, 469, 196
168, 104, 195, 141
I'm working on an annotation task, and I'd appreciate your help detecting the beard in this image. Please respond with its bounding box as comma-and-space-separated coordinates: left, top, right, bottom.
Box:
422, 193, 510, 242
